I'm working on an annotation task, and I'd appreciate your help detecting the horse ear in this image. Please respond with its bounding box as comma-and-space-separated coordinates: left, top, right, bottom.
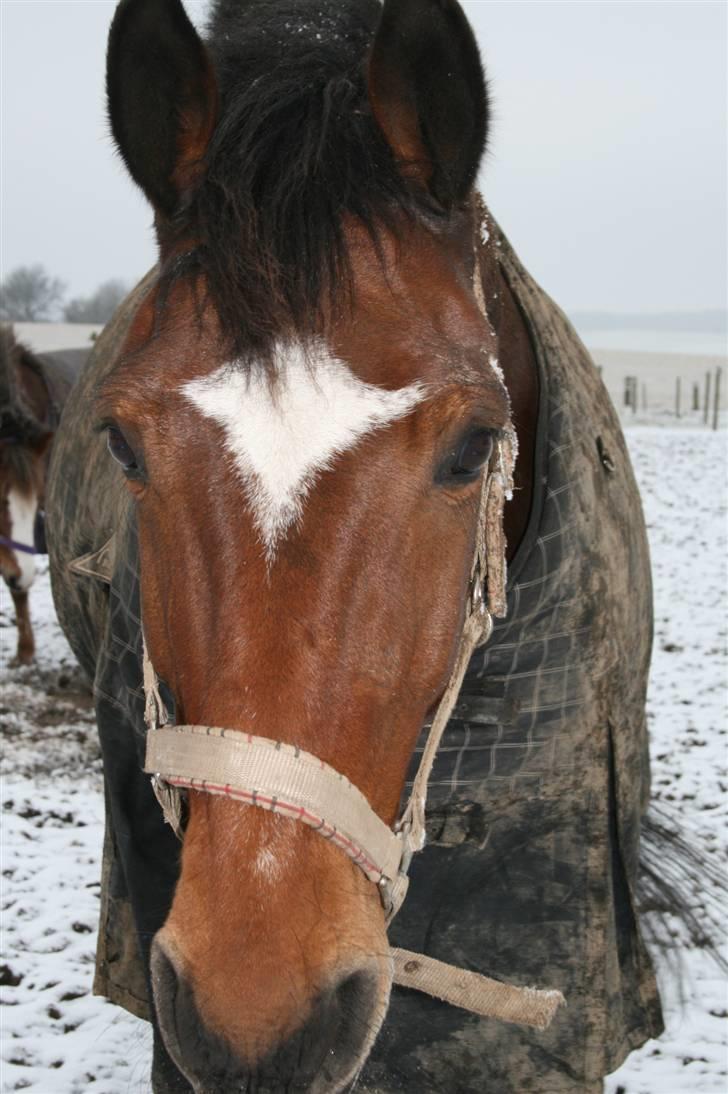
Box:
367, 0, 488, 208
106, 0, 218, 218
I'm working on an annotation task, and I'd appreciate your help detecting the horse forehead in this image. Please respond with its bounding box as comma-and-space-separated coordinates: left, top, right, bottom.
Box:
181, 340, 427, 558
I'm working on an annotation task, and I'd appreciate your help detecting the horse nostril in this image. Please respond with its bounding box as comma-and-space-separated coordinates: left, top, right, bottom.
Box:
150, 943, 203, 1072
320, 968, 380, 1073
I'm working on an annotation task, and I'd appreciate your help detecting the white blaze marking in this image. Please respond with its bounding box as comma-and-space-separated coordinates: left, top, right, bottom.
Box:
183, 342, 426, 558
7, 489, 37, 590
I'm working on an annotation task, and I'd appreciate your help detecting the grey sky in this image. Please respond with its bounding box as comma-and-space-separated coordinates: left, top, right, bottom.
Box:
1, 0, 726, 313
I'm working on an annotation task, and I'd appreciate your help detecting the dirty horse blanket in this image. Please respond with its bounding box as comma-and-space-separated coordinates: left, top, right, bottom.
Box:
47, 222, 663, 1092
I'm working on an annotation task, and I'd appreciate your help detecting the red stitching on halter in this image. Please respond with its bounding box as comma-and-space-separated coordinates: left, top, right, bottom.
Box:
166, 775, 384, 881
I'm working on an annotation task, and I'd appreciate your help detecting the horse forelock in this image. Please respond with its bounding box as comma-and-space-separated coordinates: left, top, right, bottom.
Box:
162, 0, 431, 372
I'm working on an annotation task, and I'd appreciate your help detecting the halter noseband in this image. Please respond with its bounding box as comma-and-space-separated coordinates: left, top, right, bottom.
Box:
0, 535, 37, 555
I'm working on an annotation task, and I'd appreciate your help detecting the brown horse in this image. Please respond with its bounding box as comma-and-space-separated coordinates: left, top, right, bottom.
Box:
0, 327, 84, 663
47, 1, 662, 1091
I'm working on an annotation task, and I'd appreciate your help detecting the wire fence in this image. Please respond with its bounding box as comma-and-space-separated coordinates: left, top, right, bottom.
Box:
618, 366, 723, 429
589, 347, 727, 430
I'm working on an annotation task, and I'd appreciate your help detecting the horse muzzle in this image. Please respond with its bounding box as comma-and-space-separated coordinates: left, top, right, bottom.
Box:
150, 937, 391, 1094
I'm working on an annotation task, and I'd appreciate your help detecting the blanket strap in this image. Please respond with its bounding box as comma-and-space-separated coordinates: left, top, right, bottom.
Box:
391, 949, 564, 1031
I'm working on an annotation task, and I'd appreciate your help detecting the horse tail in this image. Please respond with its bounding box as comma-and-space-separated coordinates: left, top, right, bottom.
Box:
638, 804, 727, 984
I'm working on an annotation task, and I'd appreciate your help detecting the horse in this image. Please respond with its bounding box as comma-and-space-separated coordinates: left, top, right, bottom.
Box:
46, 1, 664, 1090
0, 326, 84, 664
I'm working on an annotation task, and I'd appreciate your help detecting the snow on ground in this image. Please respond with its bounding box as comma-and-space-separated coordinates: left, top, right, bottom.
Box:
0, 567, 153, 1094
1, 428, 726, 1093
604, 429, 728, 1094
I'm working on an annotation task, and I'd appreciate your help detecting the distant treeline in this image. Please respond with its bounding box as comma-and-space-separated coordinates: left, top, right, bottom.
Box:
570, 310, 727, 333
0, 264, 127, 324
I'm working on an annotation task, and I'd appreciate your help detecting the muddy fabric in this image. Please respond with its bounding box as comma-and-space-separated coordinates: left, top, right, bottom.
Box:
36, 347, 90, 549
37, 348, 90, 428
47, 272, 175, 1021
46, 226, 662, 1092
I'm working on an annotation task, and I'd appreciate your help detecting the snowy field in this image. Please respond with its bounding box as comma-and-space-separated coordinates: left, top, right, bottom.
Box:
1, 427, 726, 1093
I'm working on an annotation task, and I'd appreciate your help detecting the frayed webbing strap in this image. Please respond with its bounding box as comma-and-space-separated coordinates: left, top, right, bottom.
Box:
394, 435, 514, 874
391, 949, 565, 1031
142, 645, 186, 838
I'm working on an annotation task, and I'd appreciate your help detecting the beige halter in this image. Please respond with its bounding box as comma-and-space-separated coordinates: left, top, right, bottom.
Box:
144, 439, 507, 925
140, 233, 565, 1031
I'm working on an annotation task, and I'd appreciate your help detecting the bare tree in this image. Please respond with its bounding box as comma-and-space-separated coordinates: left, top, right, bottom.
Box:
64, 279, 128, 324
0, 265, 66, 321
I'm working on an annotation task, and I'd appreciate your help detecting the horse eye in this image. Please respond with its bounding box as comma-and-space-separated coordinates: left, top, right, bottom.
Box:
439, 429, 495, 484
107, 426, 139, 473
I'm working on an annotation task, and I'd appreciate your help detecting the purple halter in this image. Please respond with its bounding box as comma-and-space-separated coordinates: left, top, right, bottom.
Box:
0, 535, 36, 556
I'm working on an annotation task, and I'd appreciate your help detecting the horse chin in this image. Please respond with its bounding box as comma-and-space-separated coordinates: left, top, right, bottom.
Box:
150, 934, 393, 1094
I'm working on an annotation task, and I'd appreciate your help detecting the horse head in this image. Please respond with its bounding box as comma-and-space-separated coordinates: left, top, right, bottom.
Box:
99, 0, 512, 1088
0, 326, 51, 599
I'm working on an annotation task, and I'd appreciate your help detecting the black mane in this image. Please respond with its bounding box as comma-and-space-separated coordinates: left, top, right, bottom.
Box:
175, 0, 426, 365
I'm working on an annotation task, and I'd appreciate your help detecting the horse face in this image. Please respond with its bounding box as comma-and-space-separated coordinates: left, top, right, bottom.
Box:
103, 0, 500, 1088
0, 437, 47, 594
98, 215, 509, 1089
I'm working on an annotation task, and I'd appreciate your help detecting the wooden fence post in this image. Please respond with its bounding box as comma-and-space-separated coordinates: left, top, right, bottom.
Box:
692, 383, 699, 412
675, 378, 681, 419
704, 371, 712, 425
713, 367, 722, 431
